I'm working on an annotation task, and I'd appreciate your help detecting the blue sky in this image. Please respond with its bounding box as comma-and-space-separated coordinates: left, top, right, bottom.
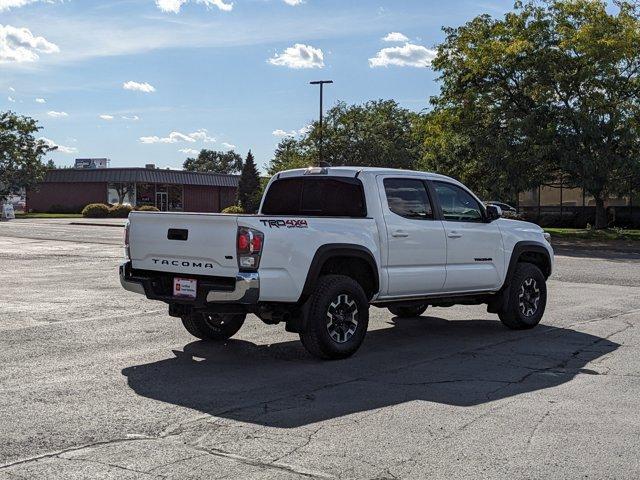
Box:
1, 0, 515, 172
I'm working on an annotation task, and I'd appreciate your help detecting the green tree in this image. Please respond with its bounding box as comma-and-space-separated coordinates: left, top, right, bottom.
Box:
422, 0, 640, 227
183, 149, 243, 174
0, 111, 55, 200
267, 137, 309, 176
237, 150, 262, 213
268, 100, 423, 174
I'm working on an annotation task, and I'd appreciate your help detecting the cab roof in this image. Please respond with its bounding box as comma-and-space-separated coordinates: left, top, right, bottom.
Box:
275, 166, 456, 183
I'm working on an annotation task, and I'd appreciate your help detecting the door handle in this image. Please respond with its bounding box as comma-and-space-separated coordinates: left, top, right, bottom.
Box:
447, 231, 462, 238
391, 230, 409, 238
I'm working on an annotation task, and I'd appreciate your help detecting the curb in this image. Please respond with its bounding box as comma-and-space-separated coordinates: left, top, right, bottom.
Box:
69, 222, 125, 228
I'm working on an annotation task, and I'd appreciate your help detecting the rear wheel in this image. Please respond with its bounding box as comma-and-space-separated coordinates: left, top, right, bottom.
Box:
499, 262, 547, 330
181, 312, 246, 340
299, 275, 369, 360
387, 303, 428, 318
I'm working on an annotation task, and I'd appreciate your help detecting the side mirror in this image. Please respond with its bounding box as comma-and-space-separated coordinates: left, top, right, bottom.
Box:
486, 204, 502, 222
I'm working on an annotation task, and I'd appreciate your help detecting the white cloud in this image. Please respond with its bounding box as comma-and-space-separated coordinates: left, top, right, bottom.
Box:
122, 80, 156, 93
47, 110, 67, 117
35, 97, 45, 103
179, 148, 199, 155
39, 137, 78, 154
221, 142, 235, 149
298, 124, 312, 135
272, 129, 294, 137
268, 43, 324, 69
0, 24, 59, 63
155, 0, 233, 13
99, 114, 114, 120
140, 128, 215, 144
368, 42, 436, 68
121, 115, 139, 121
7, 96, 15, 102
0, 0, 62, 11
283, 0, 303, 5
272, 125, 311, 137
382, 32, 409, 43
188, 129, 215, 142
8, 86, 15, 91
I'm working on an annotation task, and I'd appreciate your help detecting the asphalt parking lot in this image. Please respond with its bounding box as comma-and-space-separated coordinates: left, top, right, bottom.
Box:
1, 219, 639, 479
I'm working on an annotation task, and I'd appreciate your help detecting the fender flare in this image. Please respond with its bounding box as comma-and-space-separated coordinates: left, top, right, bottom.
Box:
504, 241, 552, 283
298, 243, 379, 303
488, 241, 552, 313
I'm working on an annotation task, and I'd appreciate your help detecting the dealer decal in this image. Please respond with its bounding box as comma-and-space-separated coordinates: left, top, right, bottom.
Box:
259, 219, 308, 229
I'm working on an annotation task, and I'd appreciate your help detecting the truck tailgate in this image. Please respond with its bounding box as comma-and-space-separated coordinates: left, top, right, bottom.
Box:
128, 212, 239, 278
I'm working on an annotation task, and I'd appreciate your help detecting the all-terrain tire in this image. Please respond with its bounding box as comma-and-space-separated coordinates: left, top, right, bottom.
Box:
299, 274, 369, 360
181, 312, 246, 340
498, 262, 547, 330
387, 303, 428, 318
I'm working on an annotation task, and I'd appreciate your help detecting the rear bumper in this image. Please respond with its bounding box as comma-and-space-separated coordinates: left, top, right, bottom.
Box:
119, 261, 259, 305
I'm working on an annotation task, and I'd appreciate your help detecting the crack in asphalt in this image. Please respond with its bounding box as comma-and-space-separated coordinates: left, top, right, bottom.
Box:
63, 456, 165, 478
1, 434, 335, 480
179, 442, 335, 479
524, 409, 553, 452
270, 425, 325, 464
0, 436, 155, 470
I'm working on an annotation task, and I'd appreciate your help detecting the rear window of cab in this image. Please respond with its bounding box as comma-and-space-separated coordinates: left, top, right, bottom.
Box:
261, 176, 367, 217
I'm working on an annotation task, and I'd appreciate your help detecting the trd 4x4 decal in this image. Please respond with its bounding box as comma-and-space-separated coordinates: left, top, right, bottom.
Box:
259, 219, 308, 229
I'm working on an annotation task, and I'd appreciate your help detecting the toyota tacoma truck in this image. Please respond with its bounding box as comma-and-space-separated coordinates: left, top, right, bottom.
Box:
120, 167, 553, 359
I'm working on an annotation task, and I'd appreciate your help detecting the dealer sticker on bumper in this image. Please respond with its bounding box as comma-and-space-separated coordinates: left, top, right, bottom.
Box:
173, 277, 197, 298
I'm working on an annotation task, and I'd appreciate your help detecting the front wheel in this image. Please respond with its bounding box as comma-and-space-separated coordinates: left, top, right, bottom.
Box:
299, 275, 369, 360
499, 262, 547, 330
181, 312, 246, 340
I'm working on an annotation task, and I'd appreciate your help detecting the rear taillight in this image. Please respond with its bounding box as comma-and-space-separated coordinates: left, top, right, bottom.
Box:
236, 226, 264, 270
123, 221, 131, 260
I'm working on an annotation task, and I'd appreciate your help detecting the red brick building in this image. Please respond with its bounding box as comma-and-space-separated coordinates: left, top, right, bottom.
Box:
27, 167, 239, 213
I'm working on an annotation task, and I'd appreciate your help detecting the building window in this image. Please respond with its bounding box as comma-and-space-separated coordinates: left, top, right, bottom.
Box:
168, 185, 183, 211
107, 183, 135, 205
136, 183, 155, 207
133, 183, 183, 211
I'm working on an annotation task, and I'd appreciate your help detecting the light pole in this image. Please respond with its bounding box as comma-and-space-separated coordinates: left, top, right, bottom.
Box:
309, 80, 333, 166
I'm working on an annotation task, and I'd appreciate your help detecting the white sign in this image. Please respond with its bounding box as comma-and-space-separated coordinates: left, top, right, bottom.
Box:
173, 277, 197, 298
1, 204, 15, 220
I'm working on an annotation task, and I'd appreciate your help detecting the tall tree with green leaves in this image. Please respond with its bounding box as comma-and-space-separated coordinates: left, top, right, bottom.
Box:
267, 137, 309, 176
268, 100, 423, 174
0, 111, 55, 200
183, 149, 243, 174
237, 150, 262, 213
422, 0, 640, 227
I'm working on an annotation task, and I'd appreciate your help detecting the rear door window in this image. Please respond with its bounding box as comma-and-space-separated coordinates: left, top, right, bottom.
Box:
383, 178, 434, 220
262, 177, 367, 217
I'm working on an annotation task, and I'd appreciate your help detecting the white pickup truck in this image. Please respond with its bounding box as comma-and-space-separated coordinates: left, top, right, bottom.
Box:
120, 167, 553, 359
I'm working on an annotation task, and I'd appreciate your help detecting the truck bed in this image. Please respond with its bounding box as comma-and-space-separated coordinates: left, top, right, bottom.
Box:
127, 211, 380, 302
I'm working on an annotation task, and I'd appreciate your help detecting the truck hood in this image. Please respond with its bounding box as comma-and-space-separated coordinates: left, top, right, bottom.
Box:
495, 218, 544, 234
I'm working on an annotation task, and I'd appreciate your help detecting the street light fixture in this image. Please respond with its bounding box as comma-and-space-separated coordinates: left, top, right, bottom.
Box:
309, 80, 333, 166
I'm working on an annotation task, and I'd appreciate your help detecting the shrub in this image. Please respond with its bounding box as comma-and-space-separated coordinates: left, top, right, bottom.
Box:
221, 205, 244, 214
135, 205, 159, 212
109, 204, 133, 218
82, 203, 110, 218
